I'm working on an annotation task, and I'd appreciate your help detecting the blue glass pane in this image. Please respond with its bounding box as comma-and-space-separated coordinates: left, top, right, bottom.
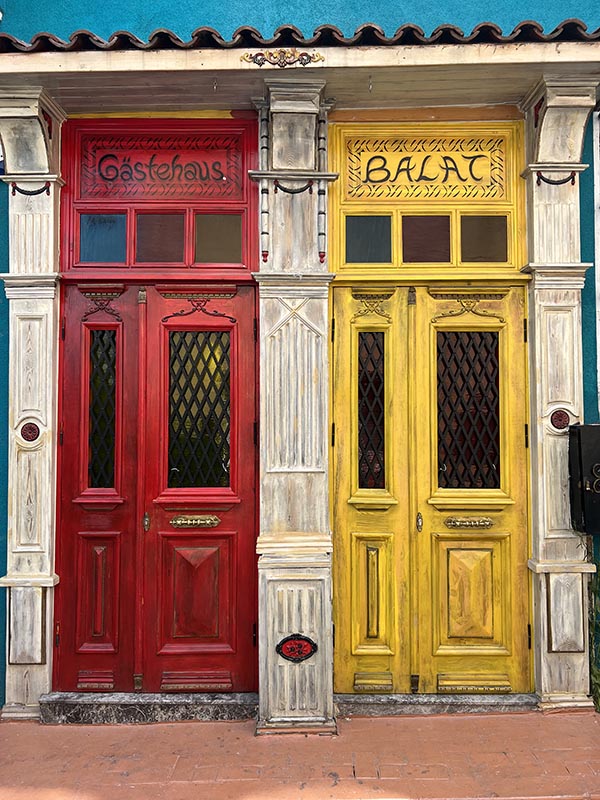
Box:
80, 214, 126, 263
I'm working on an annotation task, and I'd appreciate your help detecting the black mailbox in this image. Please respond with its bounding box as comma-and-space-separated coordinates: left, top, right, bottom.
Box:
569, 424, 600, 535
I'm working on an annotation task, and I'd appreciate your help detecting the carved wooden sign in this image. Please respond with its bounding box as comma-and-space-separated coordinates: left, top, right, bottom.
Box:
345, 133, 508, 201
79, 133, 244, 200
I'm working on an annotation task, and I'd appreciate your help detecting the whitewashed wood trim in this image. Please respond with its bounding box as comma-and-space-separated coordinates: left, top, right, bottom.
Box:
0, 90, 63, 717
3, 43, 600, 78
257, 555, 334, 731
523, 79, 598, 708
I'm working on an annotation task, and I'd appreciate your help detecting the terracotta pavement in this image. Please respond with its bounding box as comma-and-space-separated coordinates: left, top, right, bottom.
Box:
1, 710, 600, 800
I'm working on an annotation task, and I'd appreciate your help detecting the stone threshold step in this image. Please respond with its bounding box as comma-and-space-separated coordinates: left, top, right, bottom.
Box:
39, 692, 258, 724
334, 692, 538, 716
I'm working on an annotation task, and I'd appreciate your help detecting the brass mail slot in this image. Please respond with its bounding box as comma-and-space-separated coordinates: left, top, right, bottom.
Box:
170, 514, 221, 529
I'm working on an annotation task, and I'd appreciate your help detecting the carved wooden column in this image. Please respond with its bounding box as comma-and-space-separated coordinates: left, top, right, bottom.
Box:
522, 78, 598, 708
251, 79, 337, 731
0, 88, 65, 718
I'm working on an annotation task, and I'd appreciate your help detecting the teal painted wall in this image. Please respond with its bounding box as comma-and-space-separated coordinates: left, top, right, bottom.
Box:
2, 0, 600, 41
581, 119, 598, 424
0, 177, 8, 706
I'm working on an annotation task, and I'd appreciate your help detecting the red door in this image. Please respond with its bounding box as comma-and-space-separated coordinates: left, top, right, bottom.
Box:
54, 282, 257, 692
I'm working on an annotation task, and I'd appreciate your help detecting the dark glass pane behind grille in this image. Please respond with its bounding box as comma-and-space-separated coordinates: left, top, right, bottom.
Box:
169, 331, 231, 488
358, 332, 385, 489
88, 330, 117, 488
437, 331, 500, 489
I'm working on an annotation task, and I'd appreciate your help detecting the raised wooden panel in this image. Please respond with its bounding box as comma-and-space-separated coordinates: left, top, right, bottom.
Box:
547, 573, 585, 653
15, 450, 42, 550
545, 434, 572, 536
542, 307, 577, 408
75, 532, 121, 653
16, 315, 47, 419
11, 213, 52, 275
447, 548, 493, 639
351, 533, 394, 654
433, 532, 510, 654
266, 302, 325, 471
8, 587, 45, 665
158, 532, 235, 653
264, 577, 329, 719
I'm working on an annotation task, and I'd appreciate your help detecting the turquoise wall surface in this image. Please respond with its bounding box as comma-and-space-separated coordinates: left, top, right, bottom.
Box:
581, 120, 599, 424
2, 0, 600, 41
0, 178, 8, 706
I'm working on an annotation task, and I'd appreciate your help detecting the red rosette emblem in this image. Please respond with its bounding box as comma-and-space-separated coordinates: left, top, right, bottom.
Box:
276, 634, 318, 663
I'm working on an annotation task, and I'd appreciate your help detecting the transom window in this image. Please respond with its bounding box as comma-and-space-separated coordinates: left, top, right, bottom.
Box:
64, 120, 256, 271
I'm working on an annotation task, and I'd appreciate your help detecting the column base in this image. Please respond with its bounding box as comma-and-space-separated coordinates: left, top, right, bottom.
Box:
256, 719, 337, 735
1, 702, 41, 720
537, 693, 596, 711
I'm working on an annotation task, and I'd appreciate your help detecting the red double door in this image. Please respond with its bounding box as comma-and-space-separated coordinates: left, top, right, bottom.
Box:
54, 282, 257, 693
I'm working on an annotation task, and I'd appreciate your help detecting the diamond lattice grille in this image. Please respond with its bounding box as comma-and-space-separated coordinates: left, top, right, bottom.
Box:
437, 331, 500, 489
358, 331, 385, 489
88, 329, 117, 488
169, 330, 231, 488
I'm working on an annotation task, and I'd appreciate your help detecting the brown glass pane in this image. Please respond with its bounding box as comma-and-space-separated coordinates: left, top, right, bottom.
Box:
168, 331, 231, 488
346, 216, 392, 263
136, 213, 185, 262
195, 214, 242, 263
88, 330, 116, 488
402, 216, 451, 262
461, 215, 508, 262
437, 331, 500, 489
358, 332, 385, 489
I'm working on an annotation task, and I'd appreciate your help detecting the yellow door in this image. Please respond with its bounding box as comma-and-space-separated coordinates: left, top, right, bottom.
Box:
332, 283, 531, 693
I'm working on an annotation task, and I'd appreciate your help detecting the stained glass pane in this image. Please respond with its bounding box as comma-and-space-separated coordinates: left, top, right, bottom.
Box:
358, 331, 385, 489
195, 214, 242, 263
80, 214, 126, 263
437, 331, 500, 489
402, 216, 451, 262
136, 213, 185, 263
461, 215, 508, 262
88, 330, 116, 488
346, 216, 392, 263
169, 331, 231, 488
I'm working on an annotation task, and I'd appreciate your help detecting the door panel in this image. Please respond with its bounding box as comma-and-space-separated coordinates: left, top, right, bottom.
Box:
332, 284, 530, 694
415, 287, 529, 693
54, 282, 257, 693
333, 287, 411, 693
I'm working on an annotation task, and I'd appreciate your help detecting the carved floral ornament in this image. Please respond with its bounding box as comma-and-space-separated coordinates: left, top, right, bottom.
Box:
430, 295, 506, 324
241, 48, 324, 68
351, 291, 394, 322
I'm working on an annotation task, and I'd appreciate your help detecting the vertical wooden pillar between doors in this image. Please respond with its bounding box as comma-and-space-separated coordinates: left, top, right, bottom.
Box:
252, 79, 337, 731
0, 88, 65, 718
522, 78, 598, 708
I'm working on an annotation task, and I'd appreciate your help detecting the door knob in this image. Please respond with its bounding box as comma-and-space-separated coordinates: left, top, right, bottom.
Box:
416, 512, 423, 532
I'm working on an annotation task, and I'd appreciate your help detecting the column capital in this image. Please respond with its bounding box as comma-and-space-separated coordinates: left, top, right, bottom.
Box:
522, 77, 598, 165
0, 87, 65, 175
264, 78, 327, 114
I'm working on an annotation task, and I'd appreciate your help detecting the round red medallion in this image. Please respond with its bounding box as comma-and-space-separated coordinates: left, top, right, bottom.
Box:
550, 409, 570, 430
276, 634, 318, 663
20, 422, 40, 442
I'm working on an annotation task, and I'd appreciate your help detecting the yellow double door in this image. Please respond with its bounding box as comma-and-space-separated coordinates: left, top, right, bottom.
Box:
332, 284, 531, 694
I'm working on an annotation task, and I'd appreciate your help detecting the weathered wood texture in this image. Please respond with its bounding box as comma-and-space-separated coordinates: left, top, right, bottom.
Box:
255, 79, 335, 731
523, 78, 598, 708
0, 88, 65, 718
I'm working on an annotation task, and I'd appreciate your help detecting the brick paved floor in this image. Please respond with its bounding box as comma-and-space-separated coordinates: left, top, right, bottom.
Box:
1, 711, 600, 799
